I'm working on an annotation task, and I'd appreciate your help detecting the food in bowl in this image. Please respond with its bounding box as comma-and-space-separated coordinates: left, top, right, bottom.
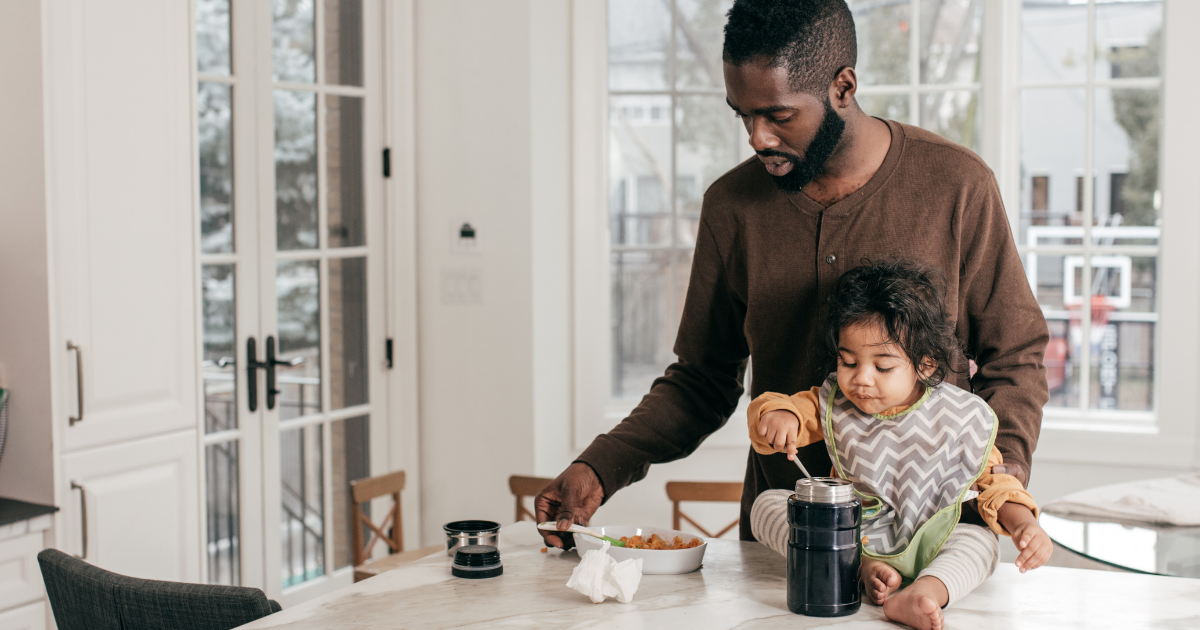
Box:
619, 534, 703, 550
575, 526, 708, 574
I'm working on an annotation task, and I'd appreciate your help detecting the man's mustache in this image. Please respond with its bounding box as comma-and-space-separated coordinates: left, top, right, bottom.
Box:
756, 148, 802, 162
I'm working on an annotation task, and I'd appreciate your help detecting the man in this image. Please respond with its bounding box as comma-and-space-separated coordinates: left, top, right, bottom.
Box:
538, 0, 1048, 549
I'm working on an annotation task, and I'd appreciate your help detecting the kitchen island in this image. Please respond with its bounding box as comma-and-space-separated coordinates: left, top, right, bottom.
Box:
238, 521, 1200, 629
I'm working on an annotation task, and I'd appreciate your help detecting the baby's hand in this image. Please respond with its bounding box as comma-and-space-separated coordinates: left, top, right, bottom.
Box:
758, 410, 800, 460
1010, 520, 1052, 573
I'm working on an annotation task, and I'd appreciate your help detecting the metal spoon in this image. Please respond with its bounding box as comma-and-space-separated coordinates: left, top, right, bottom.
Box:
793, 456, 823, 485
537, 522, 626, 547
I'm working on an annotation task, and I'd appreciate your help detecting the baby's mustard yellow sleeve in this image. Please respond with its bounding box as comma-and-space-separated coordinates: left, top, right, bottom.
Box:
975, 447, 1040, 536
747, 387, 823, 456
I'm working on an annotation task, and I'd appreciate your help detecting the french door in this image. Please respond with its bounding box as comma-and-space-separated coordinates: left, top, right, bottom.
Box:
195, 0, 388, 602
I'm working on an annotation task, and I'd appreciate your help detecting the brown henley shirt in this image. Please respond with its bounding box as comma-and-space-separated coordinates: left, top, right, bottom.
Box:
577, 120, 1050, 540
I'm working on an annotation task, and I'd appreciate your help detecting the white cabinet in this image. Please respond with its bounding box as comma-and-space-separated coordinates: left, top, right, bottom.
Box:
0, 528, 46, 614
36, 0, 202, 584
61, 431, 199, 582
45, 0, 197, 454
0, 601, 47, 630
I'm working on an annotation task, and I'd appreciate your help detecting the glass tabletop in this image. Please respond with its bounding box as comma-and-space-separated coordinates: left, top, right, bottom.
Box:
1040, 512, 1200, 578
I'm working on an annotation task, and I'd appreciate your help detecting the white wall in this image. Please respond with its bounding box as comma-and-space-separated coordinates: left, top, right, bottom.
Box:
413, 0, 539, 542
0, 0, 55, 506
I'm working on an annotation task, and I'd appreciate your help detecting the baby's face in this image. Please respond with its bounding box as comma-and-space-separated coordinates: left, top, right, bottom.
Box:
835, 322, 929, 416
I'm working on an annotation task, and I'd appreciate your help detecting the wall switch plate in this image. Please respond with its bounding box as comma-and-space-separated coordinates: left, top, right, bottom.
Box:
452, 220, 481, 254
441, 268, 482, 304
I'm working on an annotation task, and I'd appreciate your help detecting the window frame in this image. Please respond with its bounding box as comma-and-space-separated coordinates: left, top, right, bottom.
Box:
573, 0, 1200, 469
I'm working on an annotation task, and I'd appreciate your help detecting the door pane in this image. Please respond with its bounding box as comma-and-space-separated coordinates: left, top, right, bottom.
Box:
206, 440, 241, 586
1095, 0, 1161, 80
327, 96, 365, 248
1095, 88, 1160, 228
920, 90, 981, 154
1020, 89, 1086, 245
675, 0, 734, 91
1021, 0, 1087, 84
1045, 317, 1078, 408
332, 415, 370, 570
919, 0, 983, 85
196, 0, 231, 75
608, 0, 669, 91
281, 424, 324, 588
850, 0, 911, 86
858, 93, 910, 124
277, 260, 322, 419
610, 95, 673, 247
275, 90, 319, 251
324, 0, 364, 87
202, 265, 236, 433
1090, 320, 1154, 412
677, 95, 741, 248
329, 257, 368, 410
199, 83, 233, 254
274, 0, 315, 83
611, 249, 676, 398
1082, 255, 1155, 411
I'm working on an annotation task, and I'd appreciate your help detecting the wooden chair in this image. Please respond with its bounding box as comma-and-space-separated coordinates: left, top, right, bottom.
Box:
350, 471, 406, 581
665, 481, 743, 538
509, 475, 553, 522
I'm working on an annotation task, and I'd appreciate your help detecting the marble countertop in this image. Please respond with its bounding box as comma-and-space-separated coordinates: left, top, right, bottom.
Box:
239, 521, 1200, 629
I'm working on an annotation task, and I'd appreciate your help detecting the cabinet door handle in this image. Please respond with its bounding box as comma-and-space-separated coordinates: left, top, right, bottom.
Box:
71, 481, 88, 559
67, 341, 84, 425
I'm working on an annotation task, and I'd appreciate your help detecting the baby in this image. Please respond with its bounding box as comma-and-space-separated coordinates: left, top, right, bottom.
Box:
747, 261, 1051, 630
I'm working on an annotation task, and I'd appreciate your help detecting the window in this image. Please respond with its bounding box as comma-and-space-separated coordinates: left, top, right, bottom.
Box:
1017, 0, 1162, 425
851, 0, 985, 153
603, 0, 990, 420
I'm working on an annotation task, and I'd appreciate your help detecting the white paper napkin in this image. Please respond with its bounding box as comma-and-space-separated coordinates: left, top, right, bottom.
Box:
565, 541, 643, 603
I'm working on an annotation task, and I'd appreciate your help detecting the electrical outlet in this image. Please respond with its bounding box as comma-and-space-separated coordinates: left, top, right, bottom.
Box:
441, 268, 482, 304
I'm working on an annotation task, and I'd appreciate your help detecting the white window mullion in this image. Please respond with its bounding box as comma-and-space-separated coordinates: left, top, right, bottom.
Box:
1077, 0, 1097, 414
909, 0, 920, 127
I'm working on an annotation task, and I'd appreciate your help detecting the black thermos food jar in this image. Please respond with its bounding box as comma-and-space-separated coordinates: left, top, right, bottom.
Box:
787, 478, 862, 617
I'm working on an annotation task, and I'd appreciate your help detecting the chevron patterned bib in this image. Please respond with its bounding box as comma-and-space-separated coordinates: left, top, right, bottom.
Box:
819, 376, 997, 569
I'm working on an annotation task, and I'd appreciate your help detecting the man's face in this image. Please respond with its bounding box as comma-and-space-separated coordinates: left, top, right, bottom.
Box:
724, 59, 845, 194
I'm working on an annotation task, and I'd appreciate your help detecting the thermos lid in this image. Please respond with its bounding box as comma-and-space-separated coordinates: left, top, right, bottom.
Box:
452, 545, 503, 579
794, 478, 855, 504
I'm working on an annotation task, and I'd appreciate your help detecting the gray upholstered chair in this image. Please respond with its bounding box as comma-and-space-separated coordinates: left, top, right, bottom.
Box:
38, 549, 280, 630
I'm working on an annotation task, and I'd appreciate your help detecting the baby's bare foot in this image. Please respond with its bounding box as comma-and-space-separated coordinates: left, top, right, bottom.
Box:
860, 558, 901, 605
883, 577, 947, 630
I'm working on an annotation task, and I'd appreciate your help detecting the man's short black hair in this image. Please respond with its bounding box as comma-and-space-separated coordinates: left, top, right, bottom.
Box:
723, 0, 858, 95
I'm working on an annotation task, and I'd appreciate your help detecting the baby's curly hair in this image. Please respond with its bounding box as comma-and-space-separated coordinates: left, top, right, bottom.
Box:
823, 260, 961, 386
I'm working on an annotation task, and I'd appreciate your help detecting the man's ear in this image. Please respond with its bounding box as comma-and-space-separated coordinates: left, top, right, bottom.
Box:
829, 67, 858, 108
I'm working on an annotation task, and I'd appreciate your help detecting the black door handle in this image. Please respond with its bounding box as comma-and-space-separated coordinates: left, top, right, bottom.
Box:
246, 337, 270, 412
265, 336, 303, 411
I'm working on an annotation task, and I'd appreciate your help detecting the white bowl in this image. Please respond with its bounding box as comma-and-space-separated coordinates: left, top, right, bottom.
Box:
573, 525, 707, 574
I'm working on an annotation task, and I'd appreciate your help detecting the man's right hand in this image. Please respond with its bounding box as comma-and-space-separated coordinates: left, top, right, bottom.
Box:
534, 462, 605, 550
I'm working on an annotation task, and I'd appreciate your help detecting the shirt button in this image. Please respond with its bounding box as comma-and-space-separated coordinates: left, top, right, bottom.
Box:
826, 255, 837, 264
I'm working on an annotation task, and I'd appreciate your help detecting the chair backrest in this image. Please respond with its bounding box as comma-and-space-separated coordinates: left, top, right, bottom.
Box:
38, 548, 279, 630
350, 470, 406, 567
508, 475, 553, 522
665, 481, 743, 539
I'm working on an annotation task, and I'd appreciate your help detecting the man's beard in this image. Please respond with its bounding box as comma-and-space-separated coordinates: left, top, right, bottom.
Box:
759, 100, 846, 195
